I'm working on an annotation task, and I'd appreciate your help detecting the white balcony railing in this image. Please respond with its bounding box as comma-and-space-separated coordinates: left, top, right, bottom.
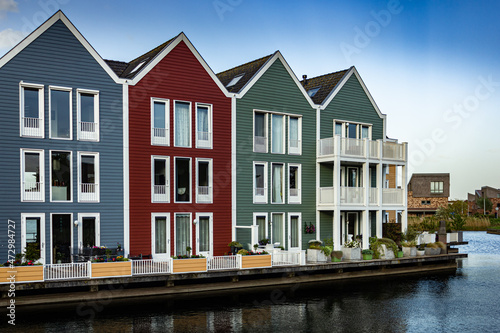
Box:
341, 138, 365, 157
79, 183, 99, 202
382, 188, 404, 205
272, 252, 301, 266
153, 185, 169, 202
208, 255, 239, 270
23, 181, 43, 201
318, 187, 334, 205
22, 117, 43, 137
197, 186, 212, 203
79, 121, 98, 141
44, 262, 90, 280
197, 131, 212, 148
383, 141, 405, 161
289, 139, 301, 154
152, 127, 169, 145
369, 188, 378, 205
318, 138, 334, 156
340, 186, 364, 205
369, 140, 380, 159
132, 259, 171, 275
318, 137, 406, 162
254, 136, 267, 153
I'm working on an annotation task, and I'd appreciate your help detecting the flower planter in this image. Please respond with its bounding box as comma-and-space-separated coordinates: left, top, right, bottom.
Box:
424, 247, 441, 256
402, 246, 417, 257
172, 258, 207, 274
417, 250, 425, 256
342, 247, 361, 261
0, 265, 44, 284
91, 261, 132, 278
332, 256, 342, 262
397, 251, 404, 258
379, 244, 395, 260
362, 253, 373, 260
306, 249, 328, 263
241, 255, 272, 269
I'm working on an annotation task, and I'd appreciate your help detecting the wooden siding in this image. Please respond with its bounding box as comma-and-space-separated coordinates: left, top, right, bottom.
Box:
172, 258, 207, 273
320, 75, 384, 140
91, 262, 132, 278
0, 20, 123, 263
128, 41, 232, 257
319, 211, 333, 240
235, 60, 317, 250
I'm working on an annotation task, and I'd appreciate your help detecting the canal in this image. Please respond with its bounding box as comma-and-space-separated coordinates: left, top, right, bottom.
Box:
2, 231, 499, 332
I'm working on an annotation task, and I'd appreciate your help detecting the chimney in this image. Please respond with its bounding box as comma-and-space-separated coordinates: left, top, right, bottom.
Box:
302, 75, 307, 85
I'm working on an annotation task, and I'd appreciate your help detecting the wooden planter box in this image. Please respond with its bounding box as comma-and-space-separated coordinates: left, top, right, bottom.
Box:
0, 265, 44, 284
172, 258, 207, 274
91, 261, 132, 278
241, 255, 272, 269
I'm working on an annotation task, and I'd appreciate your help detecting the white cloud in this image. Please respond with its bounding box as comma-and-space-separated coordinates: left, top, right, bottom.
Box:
0, 28, 24, 49
0, 0, 17, 18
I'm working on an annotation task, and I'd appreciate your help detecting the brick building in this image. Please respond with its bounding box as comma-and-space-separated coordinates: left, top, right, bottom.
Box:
468, 186, 500, 216
407, 173, 450, 216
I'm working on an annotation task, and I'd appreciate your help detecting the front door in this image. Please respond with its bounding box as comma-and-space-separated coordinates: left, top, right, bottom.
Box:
78, 213, 100, 249
196, 214, 213, 257
152, 214, 170, 260
345, 212, 357, 242
51, 214, 72, 263
21, 214, 45, 264
288, 214, 301, 251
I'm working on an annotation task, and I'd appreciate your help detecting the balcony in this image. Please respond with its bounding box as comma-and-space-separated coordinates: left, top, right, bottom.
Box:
382, 142, 405, 160
22, 182, 43, 201
197, 186, 212, 203
79, 183, 99, 202
369, 188, 378, 205
152, 185, 169, 202
254, 136, 267, 153
340, 186, 364, 205
318, 187, 334, 205
317, 137, 406, 162
22, 117, 43, 137
152, 127, 169, 145
78, 122, 99, 141
196, 131, 212, 149
342, 138, 365, 157
382, 188, 404, 205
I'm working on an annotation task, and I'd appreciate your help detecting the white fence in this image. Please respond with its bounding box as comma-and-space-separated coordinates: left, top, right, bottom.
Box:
44, 262, 90, 280
208, 256, 239, 271
272, 252, 301, 266
132, 259, 171, 275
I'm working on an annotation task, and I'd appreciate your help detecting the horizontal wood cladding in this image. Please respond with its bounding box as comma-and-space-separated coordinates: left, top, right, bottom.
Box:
128, 41, 232, 257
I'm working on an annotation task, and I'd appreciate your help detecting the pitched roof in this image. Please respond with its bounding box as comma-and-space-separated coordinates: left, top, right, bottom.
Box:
104, 59, 129, 77
216, 53, 274, 93
300, 68, 351, 105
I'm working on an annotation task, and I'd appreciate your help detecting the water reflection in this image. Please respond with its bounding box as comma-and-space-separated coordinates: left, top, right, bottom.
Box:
2, 232, 500, 333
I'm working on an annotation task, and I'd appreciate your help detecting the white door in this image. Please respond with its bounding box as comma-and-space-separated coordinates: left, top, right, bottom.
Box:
288, 213, 302, 251
21, 214, 45, 264
152, 213, 170, 260
196, 213, 213, 257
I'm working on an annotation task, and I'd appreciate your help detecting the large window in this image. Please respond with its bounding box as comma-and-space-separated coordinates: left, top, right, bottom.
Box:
430, 181, 444, 194
20, 83, 44, 137
152, 214, 170, 259
288, 214, 301, 250
254, 112, 267, 153
21, 149, 44, 202
175, 213, 191, 256
196, 158, 212, 203
334, 120, 372, 140
271, 114, 284, 154
78, 213, 100, 248
271, 163, 284, 204
271, 213, 284, 247
175, 157, 191, 203
174, 101, 191, 147
49, 87, 72, 139
196, 213, 213, 256
50, 151, 72, 202
288, 116, 301, 155
196, 104, 212, 148
253, 213, 267, 245
253, 162, 268, 204
78, 152, 99, 202
288, 164, 301, 204
152, 156, 169, 203
77, 89, 99, 141
151, 98, 169, 146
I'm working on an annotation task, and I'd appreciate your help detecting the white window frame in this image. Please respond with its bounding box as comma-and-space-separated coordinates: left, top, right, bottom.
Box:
19, 82, 44, 138
252, 213, 268, 246
270, 212, 286, 248
271, 162, 285, 204
77, 89, 99, 141
77, 152, 100, 203
174, 100, 192, 148
333, 119, 372, 139
253, 111, 268, 153
151, 97, 170, 146
253, 161, 268, 204
174, 157, 192, 203
21, 213, 46, 264
77, 213, 100, 249
151, 156, 170, 203
195, 103, 213, 149
50, 150, 73, 203
196, 158, 213, 203
49, 85, 73, 140
287, 213, 302, 251
195, 213, 213, 257
20, 148, 45, 202
288, 116, 302, 155
288, 163, 302, 204
174, 212, 193, 256
151, 213, 171, 260
49, 213, 73, 264
271, 114, 285, 154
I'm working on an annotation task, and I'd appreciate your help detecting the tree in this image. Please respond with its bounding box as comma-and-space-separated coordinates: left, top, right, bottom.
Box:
476, 197, 493, 212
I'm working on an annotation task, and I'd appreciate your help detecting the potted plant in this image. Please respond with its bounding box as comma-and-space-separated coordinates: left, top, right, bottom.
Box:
342, 240, 361, 261
417, 244, 425, 256
306, 240, 327, 263
401, 240, 417, 257
362, 249, 374, 260
425, 242, 441, 256
253, 244, 259, 252
332, 251, 343, 262
369, 238, 398, 259
228, 241, 242, 255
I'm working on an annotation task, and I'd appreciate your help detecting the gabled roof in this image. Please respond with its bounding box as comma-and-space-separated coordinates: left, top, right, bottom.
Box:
216, 51, 316, 108
0, 10, 122, 83
300, 68, 350, 105
105, 59, 129, 77
216, 54, 273, 93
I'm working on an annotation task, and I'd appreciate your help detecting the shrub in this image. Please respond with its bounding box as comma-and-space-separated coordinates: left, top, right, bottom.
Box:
370, 238, 398, 259
362, 249, 374, 255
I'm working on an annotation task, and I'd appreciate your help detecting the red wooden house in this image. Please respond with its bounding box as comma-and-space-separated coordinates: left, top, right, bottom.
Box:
107, 33, 232, 258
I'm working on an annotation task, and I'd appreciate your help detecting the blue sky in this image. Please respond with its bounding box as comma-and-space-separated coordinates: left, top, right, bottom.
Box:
1, 0, 499, 199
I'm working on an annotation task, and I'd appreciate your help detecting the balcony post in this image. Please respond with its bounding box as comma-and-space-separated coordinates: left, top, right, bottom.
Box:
361, 210, 369, 249
333, 136, 341, 206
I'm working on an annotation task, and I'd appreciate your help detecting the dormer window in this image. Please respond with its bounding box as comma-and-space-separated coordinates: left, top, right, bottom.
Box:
227, 73, 244, 87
